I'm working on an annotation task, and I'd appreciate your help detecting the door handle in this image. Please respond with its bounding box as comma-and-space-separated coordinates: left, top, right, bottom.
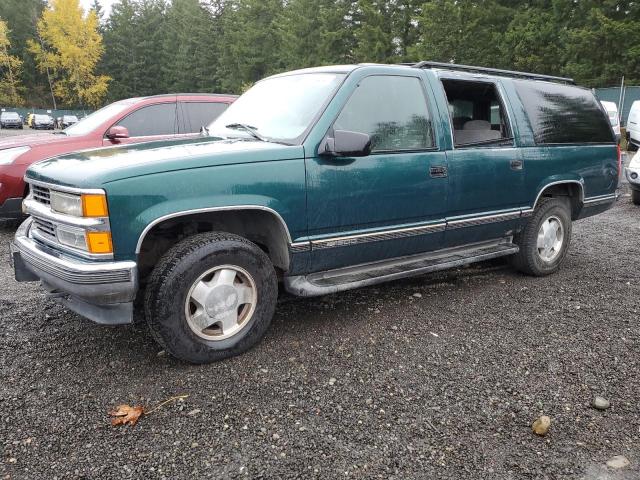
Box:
430, 165, 448, 178
510, 159, 523, 171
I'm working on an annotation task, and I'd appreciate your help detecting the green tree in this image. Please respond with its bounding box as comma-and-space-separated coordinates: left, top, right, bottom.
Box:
162, 0, 217, 93
0, 0, 47, 105
216, 0, 286, 93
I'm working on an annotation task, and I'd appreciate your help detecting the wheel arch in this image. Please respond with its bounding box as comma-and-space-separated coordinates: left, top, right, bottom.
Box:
136, 206, 293, 277
532, 179, 585, 220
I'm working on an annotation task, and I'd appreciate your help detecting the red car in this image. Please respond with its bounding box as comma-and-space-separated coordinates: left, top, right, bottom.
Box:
0, 93, 236, 219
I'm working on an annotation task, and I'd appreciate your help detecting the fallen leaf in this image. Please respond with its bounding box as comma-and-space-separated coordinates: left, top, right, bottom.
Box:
109, 404, 145, 427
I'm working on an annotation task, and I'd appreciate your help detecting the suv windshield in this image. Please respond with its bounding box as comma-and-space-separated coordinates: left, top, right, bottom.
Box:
208, 73, 345, 144
64, 102, 132, 136
1, 112, 19, 119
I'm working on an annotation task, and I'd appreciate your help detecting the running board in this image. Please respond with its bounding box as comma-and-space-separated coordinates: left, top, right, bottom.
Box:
284, 240, 519, 297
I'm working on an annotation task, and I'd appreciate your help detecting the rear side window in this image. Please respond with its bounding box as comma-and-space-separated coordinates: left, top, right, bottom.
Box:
179, 102, 229, 134
441, 79, 513, 148
333, 75, 434, 152
116, 102, 177, 137
514, 81, 613, 144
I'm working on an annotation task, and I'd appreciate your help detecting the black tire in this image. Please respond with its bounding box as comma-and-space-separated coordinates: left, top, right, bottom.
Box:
144, 232, 277, 363
628, 142, 639, 152
632, 189, 640, 206
511, 197, 572, 276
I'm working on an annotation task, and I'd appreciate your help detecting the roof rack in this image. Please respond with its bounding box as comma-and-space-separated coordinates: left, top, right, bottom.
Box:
407, 61, 575, 85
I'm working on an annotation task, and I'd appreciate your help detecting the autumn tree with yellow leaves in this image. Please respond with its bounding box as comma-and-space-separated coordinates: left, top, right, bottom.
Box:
0, 18, 24, 106
28, 0, 110, 108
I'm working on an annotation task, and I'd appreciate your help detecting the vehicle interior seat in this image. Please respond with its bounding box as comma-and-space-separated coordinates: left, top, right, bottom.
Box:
454, 119, 501, 145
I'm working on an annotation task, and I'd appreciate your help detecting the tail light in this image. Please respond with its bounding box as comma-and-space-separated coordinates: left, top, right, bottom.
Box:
617, 144, 622, 179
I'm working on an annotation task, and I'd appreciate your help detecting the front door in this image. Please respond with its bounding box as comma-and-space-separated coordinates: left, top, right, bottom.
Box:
305, 74, 449, 272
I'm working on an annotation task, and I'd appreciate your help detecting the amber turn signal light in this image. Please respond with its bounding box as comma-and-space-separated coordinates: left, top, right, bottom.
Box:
82, 194, 109, 217
86, 231, 113, 254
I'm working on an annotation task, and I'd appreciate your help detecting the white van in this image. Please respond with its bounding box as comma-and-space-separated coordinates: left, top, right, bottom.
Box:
626, 100, 640, 151
601, 101, 620, 143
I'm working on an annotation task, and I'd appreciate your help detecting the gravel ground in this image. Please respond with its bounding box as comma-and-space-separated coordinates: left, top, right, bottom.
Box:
1, 189, 639, 480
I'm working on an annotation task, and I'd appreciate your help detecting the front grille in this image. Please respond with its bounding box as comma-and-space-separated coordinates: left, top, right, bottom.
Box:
31, 185, 51, 205
32, 217, 57, 240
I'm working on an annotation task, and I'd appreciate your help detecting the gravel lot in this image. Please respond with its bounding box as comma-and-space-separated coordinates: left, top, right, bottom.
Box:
1, 188, 639, 479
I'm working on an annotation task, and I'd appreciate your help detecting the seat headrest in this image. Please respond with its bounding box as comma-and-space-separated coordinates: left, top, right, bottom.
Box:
463, 120, 491, 130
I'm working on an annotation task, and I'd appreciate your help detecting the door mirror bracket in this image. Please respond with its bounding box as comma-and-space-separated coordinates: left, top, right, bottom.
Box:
106, 125, 130, 140
319, 130, 372, 157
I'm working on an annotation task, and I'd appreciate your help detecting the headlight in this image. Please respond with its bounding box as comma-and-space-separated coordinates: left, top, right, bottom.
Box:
0, 146, 30, 165
50, 191, 83, 216
50, 191, 109, 217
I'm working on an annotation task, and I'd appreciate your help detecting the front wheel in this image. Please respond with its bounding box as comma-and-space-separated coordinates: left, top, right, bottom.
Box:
144, 232, 278, 363
632, 189, 640, 206
511, 198, 572, 276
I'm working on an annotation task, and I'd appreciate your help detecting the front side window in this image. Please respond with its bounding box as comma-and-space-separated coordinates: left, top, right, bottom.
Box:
333, 75, 434, 152
116, 102, 177, 137
180, 102, 228, 134
441, 79, 513, 148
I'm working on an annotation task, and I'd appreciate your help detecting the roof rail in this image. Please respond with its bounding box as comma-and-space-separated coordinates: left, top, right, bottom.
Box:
408, 61, 575, 85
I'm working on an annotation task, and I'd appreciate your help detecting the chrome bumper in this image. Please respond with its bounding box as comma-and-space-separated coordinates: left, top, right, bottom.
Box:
625, 165, 640, 188
10, 218, 137, 324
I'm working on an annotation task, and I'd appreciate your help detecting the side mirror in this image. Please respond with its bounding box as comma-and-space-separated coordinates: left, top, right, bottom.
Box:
106, 125, 130, 140
319, 130, 372, 157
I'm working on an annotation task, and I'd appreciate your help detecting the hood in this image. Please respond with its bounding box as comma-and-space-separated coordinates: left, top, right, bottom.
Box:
0, 132, 70, 149
25, 136, 305, 188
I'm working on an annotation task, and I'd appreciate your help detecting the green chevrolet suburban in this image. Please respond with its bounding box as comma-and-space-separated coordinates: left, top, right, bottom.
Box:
11, 62, 620, 363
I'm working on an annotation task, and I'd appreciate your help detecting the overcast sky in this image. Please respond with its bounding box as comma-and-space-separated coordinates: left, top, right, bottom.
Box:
79, 0, 117, 18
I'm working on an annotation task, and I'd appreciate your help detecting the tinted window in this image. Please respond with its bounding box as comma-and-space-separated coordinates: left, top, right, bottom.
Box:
441, 79, 513, 147
334, 76, 433, 152
180, 102, 228, 133
514, 81, 613, 144
116, 102, 177, 137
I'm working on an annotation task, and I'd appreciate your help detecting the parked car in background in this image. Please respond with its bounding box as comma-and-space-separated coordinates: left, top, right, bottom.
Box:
10, 63, 619, 363
601, 101, 620, 143
61, 115, 79, 128
626, 100, 640, 151
31, 114, 55, 130
626, 152, 640, 205
0, 93, 236, 219
0, 112, 23, 129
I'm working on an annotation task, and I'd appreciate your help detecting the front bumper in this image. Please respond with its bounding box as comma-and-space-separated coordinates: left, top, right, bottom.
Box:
10, 218, 137, 324
626, 165, 640, 190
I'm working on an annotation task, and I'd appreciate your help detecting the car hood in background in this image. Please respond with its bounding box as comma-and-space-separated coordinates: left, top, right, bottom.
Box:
0, 132, 70, 149
25, 136, 305, 188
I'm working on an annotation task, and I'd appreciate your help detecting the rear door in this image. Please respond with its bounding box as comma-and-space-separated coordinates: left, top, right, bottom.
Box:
177, 101, 229, 136
103, 99, 178, 146
439, 77, 525, 248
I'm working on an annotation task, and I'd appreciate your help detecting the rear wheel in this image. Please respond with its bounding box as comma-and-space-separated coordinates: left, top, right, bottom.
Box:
511, 198, 572, 276
628, 142, 639, 152
632, 189, 640, 206
144, 232, 278, 363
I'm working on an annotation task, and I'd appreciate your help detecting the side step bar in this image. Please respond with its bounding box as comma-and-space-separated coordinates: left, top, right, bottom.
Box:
284, 239, 519, 297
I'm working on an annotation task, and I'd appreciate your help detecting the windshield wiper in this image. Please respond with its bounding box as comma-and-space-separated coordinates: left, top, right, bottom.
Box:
225, 123, 268, 142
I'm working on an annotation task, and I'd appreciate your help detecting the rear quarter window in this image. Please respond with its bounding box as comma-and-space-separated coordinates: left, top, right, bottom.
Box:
514, 80, 614, 144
